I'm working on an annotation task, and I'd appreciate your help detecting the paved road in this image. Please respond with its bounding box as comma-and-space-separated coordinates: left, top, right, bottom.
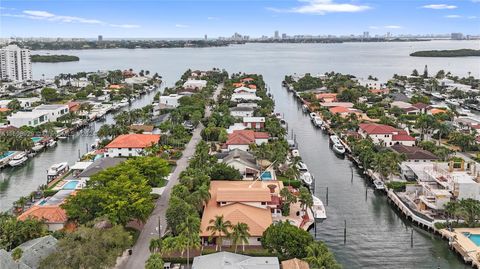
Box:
119, 83, 222, 269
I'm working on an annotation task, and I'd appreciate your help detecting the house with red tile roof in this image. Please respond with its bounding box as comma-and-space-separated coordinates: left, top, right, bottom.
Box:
315, 93, 337, 102
242, 117, 265, 129
105, 134, 160, 157
226, 130, 269, 151
329, 106, 362, 118
18, 205, 68, 231
358, 123, 416, 147
240, 77, 254, 83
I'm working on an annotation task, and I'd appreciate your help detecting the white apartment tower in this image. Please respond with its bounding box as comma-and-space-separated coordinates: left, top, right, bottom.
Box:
0, 44, 32, 82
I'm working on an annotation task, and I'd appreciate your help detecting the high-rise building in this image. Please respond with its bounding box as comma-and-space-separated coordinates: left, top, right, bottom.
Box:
363, 31, 370, 39
274, 30, 279, 39
451, 33, 463, 40
98, 35, 103, 42
0, 44, 32, 82
282, 33, 287, 39
204, 34, 208, 40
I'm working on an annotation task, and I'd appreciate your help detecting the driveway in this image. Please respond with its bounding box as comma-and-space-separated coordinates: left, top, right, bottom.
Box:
118, 83, 223, 269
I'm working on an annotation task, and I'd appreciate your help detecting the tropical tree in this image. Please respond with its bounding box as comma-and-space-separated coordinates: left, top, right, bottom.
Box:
178, 215, 201, 268
206, 215, 232, 251
372, 151, 404, 180
261, 221, 313, 259
445, 201, 461, 225
149, 238, 163, 254
458, 199, 480, 227
280, 187, 297, 216
304, 241, 342, 269
298, 187, 313, 214
449, 131, 476, 152
145, 253, 164, 269
435, 122, 452, 146
415, 114, 436, 140
189, 184, 211, 212
12, 247, 23, 267
230, 222, 250, 253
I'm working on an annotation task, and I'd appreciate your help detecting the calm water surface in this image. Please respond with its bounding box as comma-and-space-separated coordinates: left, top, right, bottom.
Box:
3, 41, 479, 268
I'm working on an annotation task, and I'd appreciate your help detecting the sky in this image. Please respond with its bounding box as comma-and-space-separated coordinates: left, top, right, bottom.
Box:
0, 0, 479, 38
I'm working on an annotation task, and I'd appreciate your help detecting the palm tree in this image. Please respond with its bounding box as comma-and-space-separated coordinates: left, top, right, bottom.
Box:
178, 215, 201, 268
298, 187, 313, 215
230, 223, 250, 253
191, 184, 211, 211
145, 253, 164, 269
304, 242, 342, 269
16, 196, 28, 213
149, 238, 163, 254
206, 215, 231, 251
435, 122, 451, 146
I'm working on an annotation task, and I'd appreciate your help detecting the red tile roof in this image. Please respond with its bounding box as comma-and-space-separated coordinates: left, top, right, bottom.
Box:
105, 134, 160, 148
248, 84, 257, 89
226, 130, 269, 145
240, 78, 254, 82
392, 134, 416, 141
359, 123, 401, 134
18, 205, 67, 223
0, 108, 10, 112
232, 82, 244, 87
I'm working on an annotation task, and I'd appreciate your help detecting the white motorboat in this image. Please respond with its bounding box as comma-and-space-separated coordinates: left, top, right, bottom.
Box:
291, 149, 300, 158
31, 143, 44, 152
47, 140, 57, 147
431, 92, 445, 100
332, 143, 346, 155
57, 136, 68, 140
309, 112, 317, 119
330, 135, 340, 144
280, 119, 287, 129
312, 116, 323, 127
47, 162, 69, 181
373, 179, 385, 190
300, 172, 313, 186
311, 194, 327, 220
9, 152, 28, 167
446, 99, 460, 107
296, 161, 308, 173
302, 104, 309, 112
458, 108, 471, 115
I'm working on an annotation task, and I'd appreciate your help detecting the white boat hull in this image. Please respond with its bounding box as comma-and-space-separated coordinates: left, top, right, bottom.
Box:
9, 157, 28, 167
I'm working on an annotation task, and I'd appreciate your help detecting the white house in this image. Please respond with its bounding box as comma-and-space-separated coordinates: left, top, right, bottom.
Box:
243, 117, 265, 129
183, 79, 207, 90
231, 92, 262, 102
233, 86, 256, 94
230, 106, 254, 118
159, 94, 183, 108
17, 97, 41, 108
104, 134, 160, 157
358, 123, 416, 147
7, 104, 69, 127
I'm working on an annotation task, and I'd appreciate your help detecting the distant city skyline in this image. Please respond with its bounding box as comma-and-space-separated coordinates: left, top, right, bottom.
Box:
1, 0, 479, 38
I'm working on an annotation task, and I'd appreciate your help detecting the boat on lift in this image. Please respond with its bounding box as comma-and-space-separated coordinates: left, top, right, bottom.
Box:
311, 194, 327, 220
373, 179, 385, 190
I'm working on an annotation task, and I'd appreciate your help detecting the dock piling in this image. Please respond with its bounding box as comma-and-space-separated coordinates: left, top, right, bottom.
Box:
326, 187, 329, 206
344, 219, 347, 244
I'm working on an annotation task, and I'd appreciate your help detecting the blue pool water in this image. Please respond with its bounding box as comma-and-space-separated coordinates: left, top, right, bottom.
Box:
38, 199, 47, 205
63, 181, 79, 190
464, 233, 480, 246
0, 151, 15, 159
31, 137, 42, 143
260, 171, 273, 180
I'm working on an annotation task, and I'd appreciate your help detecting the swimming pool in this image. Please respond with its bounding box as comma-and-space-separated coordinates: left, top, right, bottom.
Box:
0, 151, 15, 159
63, 181, 79, 190
464, 233, 480, 246
260, 171, 273, 180
31, 137, 42, 143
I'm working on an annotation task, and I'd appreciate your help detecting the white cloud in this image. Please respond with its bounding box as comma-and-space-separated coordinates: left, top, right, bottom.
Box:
207, 16, 219, 20
445, 14, 462, 18
268, 0, 371, 15
175, 24, 189, 28
422, 4, 457, 9
1, 9, 140, 28
468, 15, 478, 19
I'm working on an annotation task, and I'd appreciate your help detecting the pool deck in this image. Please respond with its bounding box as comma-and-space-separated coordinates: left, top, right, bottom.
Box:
440, 228, 480, 268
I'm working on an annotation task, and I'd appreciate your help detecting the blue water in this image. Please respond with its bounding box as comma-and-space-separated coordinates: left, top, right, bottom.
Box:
38, 199, 47, 205
260, 171, 273, 180
31, 137, 42, 143
63, 181, 79, 190
464, 233, 480, 246
0, 151, 15, 159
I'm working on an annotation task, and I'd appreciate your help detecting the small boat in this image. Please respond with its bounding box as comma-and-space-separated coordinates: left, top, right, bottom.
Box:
458, 108, 471, 115
431, 92, 445, 100
302, 104, 309, 112
312, 116, 323, 128
309, 112, 317, 119
57, 136, 68, 140
47, 162, 69, 181
373, 179, 385, 190
332, 143, 346, 155
291, 149, 300, 158
27, 152, 36, 158
9, 152, 28, 167
280, 119, 287, 129
446, 99, 460, 107
32, 143, 44, 151
296, 161, 308, 172
312, 194, 327, 220
300, 172, 313, 186
47, 140, 57, 147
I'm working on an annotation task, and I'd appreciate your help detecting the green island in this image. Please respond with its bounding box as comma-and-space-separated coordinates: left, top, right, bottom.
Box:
410, 49, 480, 57
30, 54, 80, 62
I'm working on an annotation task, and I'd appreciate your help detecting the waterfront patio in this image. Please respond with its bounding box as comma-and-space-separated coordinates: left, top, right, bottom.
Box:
443, 228, 480, 267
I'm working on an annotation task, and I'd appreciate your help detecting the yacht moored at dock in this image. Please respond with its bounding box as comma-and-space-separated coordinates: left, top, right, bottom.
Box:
300, 171, 313, 186
312, 194, 327, 220
329, 135, 346, 155
47, 162, 69, 182
312, 116, 323, 128
8, 152, 28, 167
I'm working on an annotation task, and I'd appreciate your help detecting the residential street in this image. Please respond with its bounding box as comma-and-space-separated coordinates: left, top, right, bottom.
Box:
119, 83, 223, 269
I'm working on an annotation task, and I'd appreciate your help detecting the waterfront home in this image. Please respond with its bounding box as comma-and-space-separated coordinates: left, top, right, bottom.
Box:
0, 235, 58, 269
183, 79, 207, 90
230, 92, 262, 102
230, 106, 254, 118
18, 205, 68, 231
226, 130, 269, 151
319, 102, 354, 108
76, 157, 126, 180
390, 144, 439, 162
200, 181, 283, 247
282, 258, 310, 269
125, 76, 149, 85
129, 124, 155, 134
237, 102, 258, 108
329, 106, 362, 118
233, 86, 256, 94
226, 123, 247, 134
358, 78, 385, 90
315, 93, 337, 102
400, 161, 480, 218
369, 88, 390, 95
192, 252, 279, 269
358, 123, 416, 147
7, 104, 69, 127
242, 117, 265, 129
104, 134, 160, 157
159, 94, 183, 108
218, 149, 260, 179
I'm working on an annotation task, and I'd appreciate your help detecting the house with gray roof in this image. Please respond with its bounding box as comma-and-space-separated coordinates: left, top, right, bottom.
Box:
0, 235, 58, 269
76, 157, 126, 180
220, 149, 260, 179
192, 251, 279, 269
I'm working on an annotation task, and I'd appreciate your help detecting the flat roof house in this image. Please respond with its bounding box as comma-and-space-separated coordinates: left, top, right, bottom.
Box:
159, 94, 184, 108
192, 252, 279, 269
230, 106, 254, 118
76, 157, 127, 180
7, 104, 69, 127
183, 79, 207, 90
242, 117, 265, 129
104, 134, 160, 157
